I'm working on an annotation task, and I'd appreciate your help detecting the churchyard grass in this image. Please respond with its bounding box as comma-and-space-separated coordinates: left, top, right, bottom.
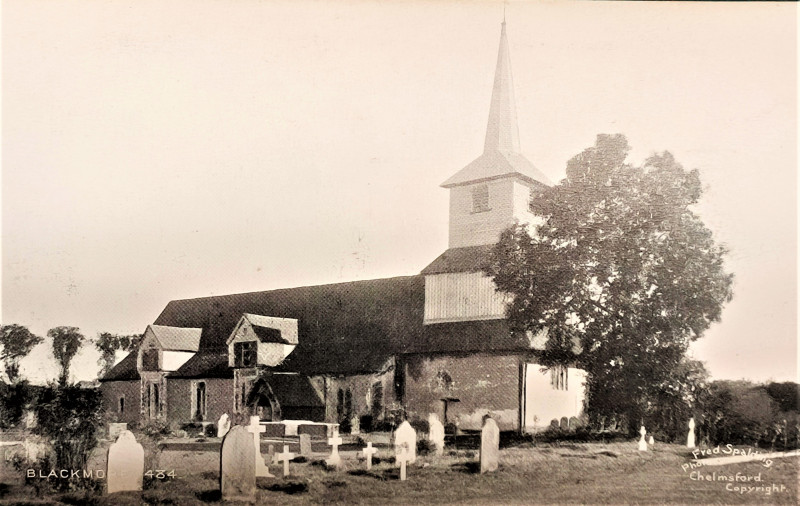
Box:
0, 442, 796, 504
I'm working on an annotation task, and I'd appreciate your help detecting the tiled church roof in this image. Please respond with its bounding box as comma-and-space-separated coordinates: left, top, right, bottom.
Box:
421, 244, 495, 275
100, 352, 139, 382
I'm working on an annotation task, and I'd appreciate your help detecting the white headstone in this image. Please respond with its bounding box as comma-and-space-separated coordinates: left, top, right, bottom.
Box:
107, 430, 144, 494
246, 416, 273, 477
350, 415, 360, 435
362, 442, 378, 470
220, 426, 256, 502
217, 414, 231, 438
428, 414, 445, 456
275, 445, 296, 477
326, 429, 344, 468
648, 435, 655, 446
638, 426, 648, 451
479, 417, 500, 474
687, 418, 696, 448
299, 434, 312, 456
393, 421, 417, 464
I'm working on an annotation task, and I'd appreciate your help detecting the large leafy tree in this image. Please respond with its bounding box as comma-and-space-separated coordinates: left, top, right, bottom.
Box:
486, 134, 733, 432
0, 324, 43, 383
48, 326, 85, 385
94, 332, 142, 377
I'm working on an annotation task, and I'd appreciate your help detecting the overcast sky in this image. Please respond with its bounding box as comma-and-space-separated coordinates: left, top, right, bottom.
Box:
3, 1, 797, 384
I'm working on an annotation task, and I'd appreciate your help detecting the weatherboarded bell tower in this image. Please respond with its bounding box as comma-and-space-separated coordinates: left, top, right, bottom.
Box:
404, 22, 586, 432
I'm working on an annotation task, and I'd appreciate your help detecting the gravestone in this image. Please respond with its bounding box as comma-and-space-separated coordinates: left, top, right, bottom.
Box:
246, 416, 274, 477
350, 415, 360, 435
299, 434, 312, 456
569, 417, 581, 429
560, 417, 569, 430
396, 442, 412, 481
479, 417, 500, 474
275, 445, 295, 477
550, 419, 559, 429
107, 430, 144, 494
648, 435, 655, 446
24, 410, 37, 429
687, 418, 696, 448
393, 421, 417, 464
217, 414, 230, 438
220, 426, 256, 502
326, 429, 343, 468
638, 426, 648, 451
428, 413, 445, 456
362, 442, 378, 470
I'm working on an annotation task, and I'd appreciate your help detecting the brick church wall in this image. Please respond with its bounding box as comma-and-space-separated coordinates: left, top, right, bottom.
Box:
101, 380, 141, 425
167, 378, 234, 427
403, 353, 520, 431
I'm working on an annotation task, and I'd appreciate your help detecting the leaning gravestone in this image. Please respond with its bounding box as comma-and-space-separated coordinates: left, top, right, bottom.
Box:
217, 414, 231, 438
428, 413, 445, 456
220, 425, 256, 502
638, 426, 648, 452
107, 430, 144, 494
687, 418, 696, 448
299, 434, 312, 456
393, 421, 417, 464
480, 417, 500, 474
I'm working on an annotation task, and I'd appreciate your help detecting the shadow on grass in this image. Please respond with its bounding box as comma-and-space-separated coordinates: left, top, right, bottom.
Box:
451, 461, 481, 474
347, 469, 387, 481
259, 479, 309, 495
196, 489, 221, 502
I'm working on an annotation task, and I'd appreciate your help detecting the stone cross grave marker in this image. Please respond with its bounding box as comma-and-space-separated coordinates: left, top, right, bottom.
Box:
638, 426, 648, 451
428, 413, 445, 456
480, 417, 500, 474
276, 445, 296, 477
687, 418, 696, 448
396, 442, 412, 481
299, 433, 312, 456
220, 425, 256, 502
362, 442, 378, 470
107, 430, 144, 494
326, 429, 343, 468
393, 421, 417, 464
247, 416, 274, 477
217, 413, 231, 438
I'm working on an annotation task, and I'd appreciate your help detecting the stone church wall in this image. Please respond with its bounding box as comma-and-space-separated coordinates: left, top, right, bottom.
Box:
166, 378, 234, 427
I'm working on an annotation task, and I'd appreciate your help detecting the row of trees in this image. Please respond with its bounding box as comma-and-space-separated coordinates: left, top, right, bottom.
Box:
0, 324, 141, 385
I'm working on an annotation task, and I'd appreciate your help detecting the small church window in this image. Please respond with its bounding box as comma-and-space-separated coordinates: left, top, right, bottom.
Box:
551, 365, 568, 391
234, 341, 257, 368
472, 184, 490, 213
118, 396, 124, 414
153, 383, 160, 416
194, 381, 207, 421
336, 389, 344, 420
371, 382, 383, 419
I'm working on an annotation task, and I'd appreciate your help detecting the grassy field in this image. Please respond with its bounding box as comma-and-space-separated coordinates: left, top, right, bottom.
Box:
1, 442, 797, 505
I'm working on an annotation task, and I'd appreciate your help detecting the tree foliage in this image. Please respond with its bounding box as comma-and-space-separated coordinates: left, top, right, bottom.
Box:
47, 326, 85, 385
94, 332, 142, 377
486, 134, 734, 432
0, 324, 43, 383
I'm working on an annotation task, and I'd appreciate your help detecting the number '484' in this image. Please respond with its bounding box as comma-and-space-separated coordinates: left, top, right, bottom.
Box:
145, 470, 175, 479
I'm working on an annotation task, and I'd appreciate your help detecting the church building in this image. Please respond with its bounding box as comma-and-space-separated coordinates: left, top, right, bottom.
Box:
100, 22, 587, 433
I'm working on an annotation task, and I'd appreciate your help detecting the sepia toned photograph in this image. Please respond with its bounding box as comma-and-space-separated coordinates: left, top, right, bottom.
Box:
1, 1, 797, 504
